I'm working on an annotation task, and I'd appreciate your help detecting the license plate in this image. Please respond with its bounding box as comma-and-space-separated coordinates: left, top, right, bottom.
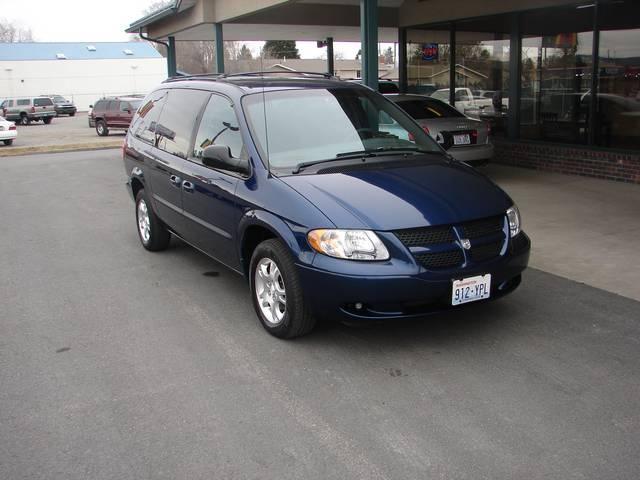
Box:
453, 134, 471, 145
452, 274, 491, 306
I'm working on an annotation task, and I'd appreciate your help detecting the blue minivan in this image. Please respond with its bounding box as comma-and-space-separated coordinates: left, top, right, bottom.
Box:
123, 73, 530, 338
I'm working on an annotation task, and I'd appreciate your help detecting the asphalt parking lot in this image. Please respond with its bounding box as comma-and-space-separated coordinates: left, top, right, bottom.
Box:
0, 114, 123, 152
1, 149, 639, 479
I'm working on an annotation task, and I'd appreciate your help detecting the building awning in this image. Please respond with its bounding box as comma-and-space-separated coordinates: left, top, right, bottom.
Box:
126, 0, 194, 34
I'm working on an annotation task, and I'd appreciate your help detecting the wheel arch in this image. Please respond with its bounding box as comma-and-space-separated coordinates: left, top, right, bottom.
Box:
238, 210, 312, 278
129, 167, 146, 200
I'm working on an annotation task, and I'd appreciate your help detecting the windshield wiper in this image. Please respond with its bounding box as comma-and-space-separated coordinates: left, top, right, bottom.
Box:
292, 147, 438, 174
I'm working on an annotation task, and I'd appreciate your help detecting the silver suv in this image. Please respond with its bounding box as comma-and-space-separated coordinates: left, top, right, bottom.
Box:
0, 97, 56, 125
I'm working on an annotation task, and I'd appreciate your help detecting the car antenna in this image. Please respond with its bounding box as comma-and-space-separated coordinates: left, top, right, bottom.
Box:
260, 50, 271, 177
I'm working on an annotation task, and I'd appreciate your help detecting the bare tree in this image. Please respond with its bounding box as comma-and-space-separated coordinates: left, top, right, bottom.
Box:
0, 19, 34, 42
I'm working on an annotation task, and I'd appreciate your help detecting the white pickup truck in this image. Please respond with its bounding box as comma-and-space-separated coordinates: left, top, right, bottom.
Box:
431, 88, 494, 118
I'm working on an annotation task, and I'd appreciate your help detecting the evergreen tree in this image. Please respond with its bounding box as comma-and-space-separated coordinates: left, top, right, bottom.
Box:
263, 40, 300, 59
238, 44, 253, 60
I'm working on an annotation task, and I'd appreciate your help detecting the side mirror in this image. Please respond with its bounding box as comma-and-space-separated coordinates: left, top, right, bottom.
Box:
202, 145, 249, 175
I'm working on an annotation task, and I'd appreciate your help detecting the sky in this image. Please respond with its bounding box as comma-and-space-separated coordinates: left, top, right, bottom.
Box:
0, 0, 390, 61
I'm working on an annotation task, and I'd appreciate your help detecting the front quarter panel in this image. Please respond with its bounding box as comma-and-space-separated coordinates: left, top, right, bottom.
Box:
234, 165, 335, 271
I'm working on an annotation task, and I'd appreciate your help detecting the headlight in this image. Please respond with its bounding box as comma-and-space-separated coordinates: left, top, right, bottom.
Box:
506, 205, 521, 238
307, 229, 389, 260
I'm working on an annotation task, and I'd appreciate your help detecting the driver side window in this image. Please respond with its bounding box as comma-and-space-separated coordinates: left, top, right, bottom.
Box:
192, 94, 246, 163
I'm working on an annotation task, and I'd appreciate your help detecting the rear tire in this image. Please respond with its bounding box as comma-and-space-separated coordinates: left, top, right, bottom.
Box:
96, 120, 108, 136
70, 111, 76, 117
250, 239, 316, 339
43, 117, 52, 125
135, 189, 170, 251
20, 114, 29, 126
3, 139, 13, 146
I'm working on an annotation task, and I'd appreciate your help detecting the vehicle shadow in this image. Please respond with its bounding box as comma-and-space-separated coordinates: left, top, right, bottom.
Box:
165, 236, 523, 352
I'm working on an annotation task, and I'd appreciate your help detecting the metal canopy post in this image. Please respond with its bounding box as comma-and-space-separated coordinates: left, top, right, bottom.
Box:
215, 23, 225, 74
398, 27, 407, 93
360, 0, 378, 90
167, 36, 177, 77
508, 13, 522, 140
326, 37, 334, 75
449, 24, 456, 106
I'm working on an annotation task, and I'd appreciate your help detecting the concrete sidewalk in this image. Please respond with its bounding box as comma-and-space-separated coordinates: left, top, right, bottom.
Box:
486, 164, 640, 301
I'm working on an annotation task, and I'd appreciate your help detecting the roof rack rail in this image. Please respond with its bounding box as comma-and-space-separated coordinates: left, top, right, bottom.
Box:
162, 73, 224, 83
162, 71, 339, 84
222, 71, 336, 79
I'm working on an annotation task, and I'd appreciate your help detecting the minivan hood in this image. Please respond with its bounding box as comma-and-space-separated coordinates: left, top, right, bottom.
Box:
280, 161, 512, 230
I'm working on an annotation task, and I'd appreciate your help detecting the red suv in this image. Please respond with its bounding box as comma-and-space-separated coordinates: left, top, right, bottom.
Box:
90, 96, 142, 136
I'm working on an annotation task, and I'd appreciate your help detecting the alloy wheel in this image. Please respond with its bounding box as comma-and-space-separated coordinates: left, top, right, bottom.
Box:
137, 199, 151, 244
254, 257, 287, 325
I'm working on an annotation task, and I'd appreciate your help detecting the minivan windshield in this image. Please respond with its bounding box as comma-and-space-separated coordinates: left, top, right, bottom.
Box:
242, 87, 441, 173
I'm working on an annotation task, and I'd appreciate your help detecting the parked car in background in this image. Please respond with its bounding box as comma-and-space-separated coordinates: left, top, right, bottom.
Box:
0, 96, 56, 125
0, 116, 17, 145
88, 104, 95, 127
90, 96, 142, 136
387, 94, 494, 165
44, 95, 77, 116
123, 73, 529, 338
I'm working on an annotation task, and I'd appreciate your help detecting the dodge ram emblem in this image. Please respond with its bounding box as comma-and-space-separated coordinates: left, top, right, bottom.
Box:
461, 239, 471, 250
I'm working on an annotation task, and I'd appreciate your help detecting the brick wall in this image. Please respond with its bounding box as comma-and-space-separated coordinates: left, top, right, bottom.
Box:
493, 139, 640, 184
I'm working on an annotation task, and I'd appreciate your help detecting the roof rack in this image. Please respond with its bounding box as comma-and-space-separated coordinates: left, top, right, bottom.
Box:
163, 73, 224, 83
222, 71, 336, 79
162, 71, 337, 83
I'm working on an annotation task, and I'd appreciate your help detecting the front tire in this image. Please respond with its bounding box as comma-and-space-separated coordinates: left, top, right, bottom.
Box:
3, 139, 13, 146
135, 189, 170, 251
250, 239, 316, 339
43, 117, 52, 124
96, 120, 109, 136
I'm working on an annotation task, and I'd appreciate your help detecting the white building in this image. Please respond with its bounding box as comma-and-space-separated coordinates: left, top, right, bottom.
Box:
0, 42, 166, 111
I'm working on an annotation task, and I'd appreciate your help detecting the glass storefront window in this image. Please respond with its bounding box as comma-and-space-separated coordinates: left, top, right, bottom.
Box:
596, 0, 640, 151
455, 15, 511, 135
406, 28, 450, 96
519, 6, 594, 145
403, 3, 639, 152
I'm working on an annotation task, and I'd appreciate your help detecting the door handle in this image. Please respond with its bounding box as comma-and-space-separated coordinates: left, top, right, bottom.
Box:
182, 181, 194, 193
169, 174, 182, 187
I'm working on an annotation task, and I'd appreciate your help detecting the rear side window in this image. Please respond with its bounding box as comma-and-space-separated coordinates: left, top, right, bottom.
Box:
17, 99, 30, 106
93, 100, 106, 111
106, 101, 118, 112
131, 90, 168, 145
397, 99, 463, 119
34, 98, 53, 107
193, 94, 246, 161
156, 89, 209, 159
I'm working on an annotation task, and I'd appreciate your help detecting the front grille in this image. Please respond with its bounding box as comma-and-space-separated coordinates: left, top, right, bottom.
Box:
394, 215, 506, 270
394, 226, 454, 247
460, 216, 504, 239
470, 241, 503, 262
414, 250, 464, 269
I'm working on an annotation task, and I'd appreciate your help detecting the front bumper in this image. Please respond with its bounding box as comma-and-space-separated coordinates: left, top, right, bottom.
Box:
297, 232, 530, 321
55, 106, 76, 115
449, 143, 494, 164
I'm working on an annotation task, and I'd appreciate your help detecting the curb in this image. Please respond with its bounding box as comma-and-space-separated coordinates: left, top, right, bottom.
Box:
0, 141, 122, 157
